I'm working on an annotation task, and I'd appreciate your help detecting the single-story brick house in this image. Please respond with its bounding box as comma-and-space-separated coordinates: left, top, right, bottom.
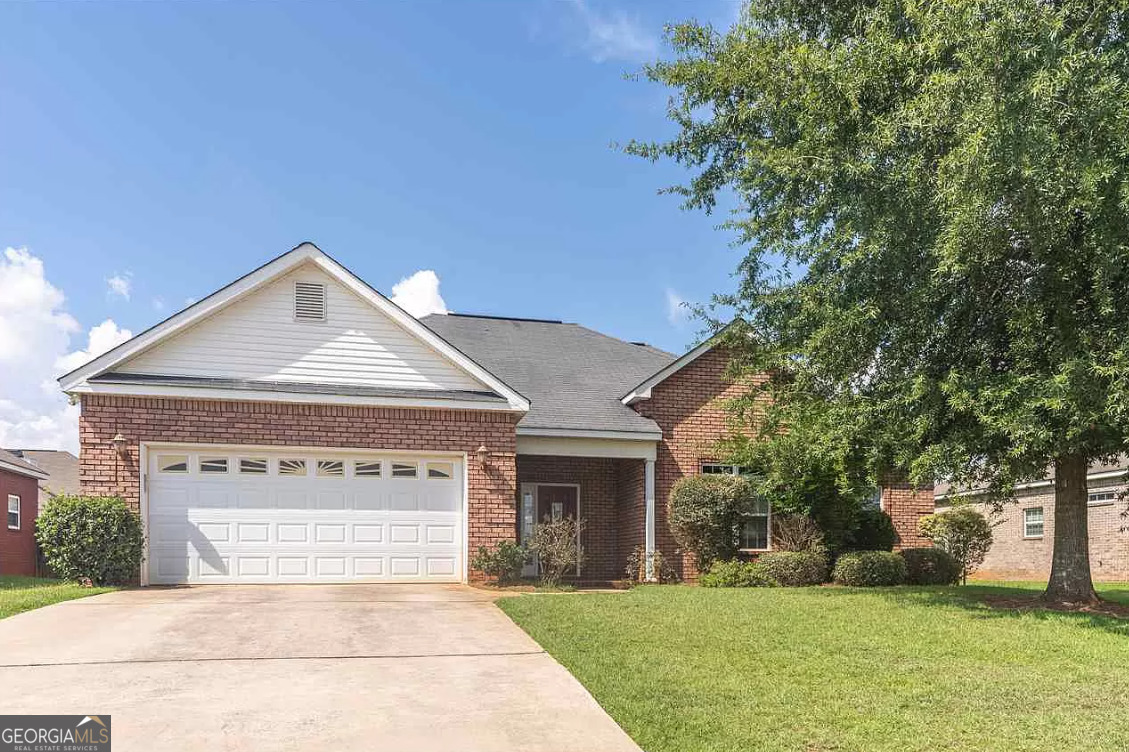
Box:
0, 448, 48, 576
59, 243, 931, 585
936, 459, 1129, 581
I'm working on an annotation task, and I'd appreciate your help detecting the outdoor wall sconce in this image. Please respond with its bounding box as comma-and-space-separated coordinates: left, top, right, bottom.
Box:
110, 433, 129, 461
476, 444, 489, 467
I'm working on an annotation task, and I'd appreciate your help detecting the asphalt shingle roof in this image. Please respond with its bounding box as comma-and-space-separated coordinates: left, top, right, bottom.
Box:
422, 314, 675, 435
6, 449, 79, 503
0, 448, 49, 479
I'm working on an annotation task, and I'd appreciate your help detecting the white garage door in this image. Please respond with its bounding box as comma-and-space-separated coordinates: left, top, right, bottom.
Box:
144, 445, 464, 584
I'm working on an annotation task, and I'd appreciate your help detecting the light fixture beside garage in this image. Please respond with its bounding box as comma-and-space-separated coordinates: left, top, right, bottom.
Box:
476, 444, 489, 467
110, 432, 129, 460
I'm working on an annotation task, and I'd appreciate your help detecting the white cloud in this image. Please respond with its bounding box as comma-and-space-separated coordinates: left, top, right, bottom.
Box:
390, 270, 449, 318
55, 319, 132, 376
152, 297, 165, 312
106, 272, 132, 301
666, 288, 689, 325
0, 247, 131, 453
569, 0, 659, 63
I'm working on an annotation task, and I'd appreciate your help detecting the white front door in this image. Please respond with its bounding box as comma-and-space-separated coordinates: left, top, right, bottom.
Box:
144, 445, 464, 584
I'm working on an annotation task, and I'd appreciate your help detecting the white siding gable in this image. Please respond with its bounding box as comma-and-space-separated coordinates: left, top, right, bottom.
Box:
117, 264, 488, 392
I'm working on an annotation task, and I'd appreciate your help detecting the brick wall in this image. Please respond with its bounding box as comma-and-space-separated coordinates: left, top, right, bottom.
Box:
0, 469, 39, 576
881, 478, 935, 550
632, 347, 766, 579
516, 454, 636, 581
79, 394, 520, 578
616, 459, 646, 577
962, 479, 1129, 581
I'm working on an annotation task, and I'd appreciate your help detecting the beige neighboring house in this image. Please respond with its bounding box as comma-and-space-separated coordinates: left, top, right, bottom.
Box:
935, 458, 1129, 581
5, 449, 80, 510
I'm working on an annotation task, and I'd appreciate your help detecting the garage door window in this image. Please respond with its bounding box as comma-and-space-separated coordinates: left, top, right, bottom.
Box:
200, 458, 229, 474
240, 458, 268, 475
279, 459, 307, 476
158, 455, 189, 473
317, 460, 345, 477
392, 462, 418, 478
427, 462, 453, 479
354, 461, 382, 478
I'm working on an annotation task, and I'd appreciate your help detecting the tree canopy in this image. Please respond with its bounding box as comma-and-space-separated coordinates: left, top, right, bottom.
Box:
631, 0, 1129, 603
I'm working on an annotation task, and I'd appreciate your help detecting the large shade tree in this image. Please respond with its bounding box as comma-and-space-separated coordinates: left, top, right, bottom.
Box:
630, 0, 1129, 604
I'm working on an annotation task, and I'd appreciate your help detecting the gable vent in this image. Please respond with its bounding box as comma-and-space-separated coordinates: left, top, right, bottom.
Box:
294, 282, 327, 321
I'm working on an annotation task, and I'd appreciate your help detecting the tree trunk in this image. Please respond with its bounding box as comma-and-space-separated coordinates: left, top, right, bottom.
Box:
1042, 453, 1099, 605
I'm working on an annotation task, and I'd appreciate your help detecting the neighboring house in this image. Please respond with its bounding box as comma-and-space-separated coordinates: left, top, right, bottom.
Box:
936, 459, 1129, 581
58, 243, 932, 585
5, 449, 80, 511
0, 449, 48, 576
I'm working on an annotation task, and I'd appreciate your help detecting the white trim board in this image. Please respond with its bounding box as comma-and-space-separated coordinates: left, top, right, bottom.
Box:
622, 320, 740, 405
516, 435, 657, 461
58, 243, 530, 412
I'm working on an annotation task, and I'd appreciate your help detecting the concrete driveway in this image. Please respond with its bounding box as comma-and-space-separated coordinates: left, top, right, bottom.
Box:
0, 585, 641, 752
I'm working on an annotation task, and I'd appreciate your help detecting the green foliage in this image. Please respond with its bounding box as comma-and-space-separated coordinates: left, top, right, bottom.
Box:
757, 550, 829, 586
832, 551, 907, 587
527, 517, 585, 588
35, 496, 144, 585
700, 559, 778, 588
624, 545, 681, 584
667, 474, 761, 568
899, 548, 963, 586
631, 0, 1129, 601
845, 508, 898, 552
920, 507, 995, 584
471, 540, 526, 585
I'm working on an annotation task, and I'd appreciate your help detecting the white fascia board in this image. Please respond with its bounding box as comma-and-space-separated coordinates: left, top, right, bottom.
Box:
69, 381, 522, 413
308, 254, 529, 411
515, 426, 662, 441
622, 320, 744, 405
934, 468, 1129, 501
0, 459, 49, 481
516, 435, 658, 461
57, 243, 530, 412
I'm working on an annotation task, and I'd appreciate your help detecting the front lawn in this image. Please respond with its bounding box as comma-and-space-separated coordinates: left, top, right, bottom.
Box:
0, 576, 117, 619
499, 582, 1129, 752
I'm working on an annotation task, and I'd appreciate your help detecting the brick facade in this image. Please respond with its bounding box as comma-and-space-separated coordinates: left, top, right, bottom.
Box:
632, 347, 767, 580
79, 394, 520, 578
0, 469, 40, 576
881, 478, 935, 550
962, 479, 1129, 581
516, 455, 640, 581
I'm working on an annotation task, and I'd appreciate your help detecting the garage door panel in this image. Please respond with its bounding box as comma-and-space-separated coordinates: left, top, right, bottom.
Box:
146, 447, 464, 584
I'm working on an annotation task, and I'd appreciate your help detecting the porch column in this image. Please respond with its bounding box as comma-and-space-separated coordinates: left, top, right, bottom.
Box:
644, 458, 656, 581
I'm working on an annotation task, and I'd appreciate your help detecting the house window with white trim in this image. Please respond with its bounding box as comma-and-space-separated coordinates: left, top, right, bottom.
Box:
700, 463, 770, 551
1023, 507, 1044, 539
7, 494, 19, 530
1088, 490, 1118, 506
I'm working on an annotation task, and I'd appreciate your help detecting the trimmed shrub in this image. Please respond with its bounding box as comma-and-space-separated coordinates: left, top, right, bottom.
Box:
845, 507, 897, 551
700, 559, 778, 588
832, 551, 907, 587
527, 517, 585, 587
919, 507, 993, 584
35, 495, 144, 585
668, 474, 761, 568
470, 540, 526, 585
771, 514, 825, 553
900, 547, 962, 585
757, 550, 829, 586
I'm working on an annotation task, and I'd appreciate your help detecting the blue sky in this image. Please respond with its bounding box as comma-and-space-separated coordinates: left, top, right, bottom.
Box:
0, 0, 744, 451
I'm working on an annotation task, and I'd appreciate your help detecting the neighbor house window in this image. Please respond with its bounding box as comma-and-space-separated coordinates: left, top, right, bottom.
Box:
1088, 490, 1117, 506
7, 495, 19, 530
1023, 507, 1044, 538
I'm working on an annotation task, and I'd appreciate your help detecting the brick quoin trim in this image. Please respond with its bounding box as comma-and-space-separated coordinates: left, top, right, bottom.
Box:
79, 394, 520, 579
516, 455, 641, 581
0, 470, 39, 576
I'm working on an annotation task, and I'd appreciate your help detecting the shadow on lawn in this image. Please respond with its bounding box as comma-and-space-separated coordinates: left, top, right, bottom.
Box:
860, 585, 1129, 638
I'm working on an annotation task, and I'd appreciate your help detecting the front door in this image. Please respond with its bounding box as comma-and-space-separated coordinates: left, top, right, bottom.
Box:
519, 484, 579, 578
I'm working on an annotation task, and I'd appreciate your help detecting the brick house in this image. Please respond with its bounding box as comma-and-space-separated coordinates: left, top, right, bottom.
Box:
936, 460, 1129, 581
59, 243, 928, 585
0, 449, 48, 576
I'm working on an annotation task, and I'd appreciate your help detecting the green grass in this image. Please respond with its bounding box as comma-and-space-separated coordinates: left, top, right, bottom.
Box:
499, 582, 1129, 752
0, 576, 117, 619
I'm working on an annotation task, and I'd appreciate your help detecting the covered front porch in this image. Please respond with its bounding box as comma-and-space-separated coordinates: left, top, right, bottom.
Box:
515, 434, 657, 582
